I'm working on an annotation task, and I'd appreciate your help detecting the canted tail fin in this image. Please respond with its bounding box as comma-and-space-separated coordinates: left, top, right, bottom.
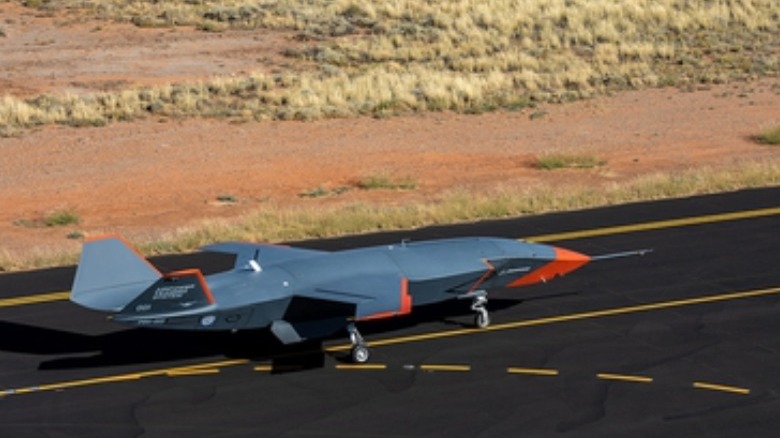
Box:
71, 235, 162, 312
114, 269, 216, 323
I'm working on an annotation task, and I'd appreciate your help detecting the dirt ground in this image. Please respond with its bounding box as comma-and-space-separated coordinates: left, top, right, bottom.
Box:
1, 3, 779, 262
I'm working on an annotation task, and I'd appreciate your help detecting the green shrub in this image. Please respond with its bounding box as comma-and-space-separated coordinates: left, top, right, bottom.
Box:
534, 154, 606, 170
355, 175, 418, 190
756, 125, 780, 145
44, 210, 80, 227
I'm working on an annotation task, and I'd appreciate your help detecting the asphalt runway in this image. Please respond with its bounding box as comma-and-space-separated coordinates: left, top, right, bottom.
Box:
1, 187, 779, 437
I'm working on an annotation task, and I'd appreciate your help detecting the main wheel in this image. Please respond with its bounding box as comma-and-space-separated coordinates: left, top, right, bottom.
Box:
475, 309, 490, 328
351, 344, 370, 363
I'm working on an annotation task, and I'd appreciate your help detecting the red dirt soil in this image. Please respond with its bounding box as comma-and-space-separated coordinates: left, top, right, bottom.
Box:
1, 3, 779, 263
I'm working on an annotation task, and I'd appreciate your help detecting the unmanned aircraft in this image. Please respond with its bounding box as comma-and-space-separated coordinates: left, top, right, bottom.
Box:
71, 235, 647, 362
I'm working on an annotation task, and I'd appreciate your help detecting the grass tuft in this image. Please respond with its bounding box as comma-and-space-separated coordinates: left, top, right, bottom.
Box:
298, 185, 350, 198
755, 125, 780, 145
216, 194, 238, 204
44, 209, 81, 227
66, 230, 86, 240
355, 175, 418, 190
534, 154, 606, 170
13, 209, 81, 228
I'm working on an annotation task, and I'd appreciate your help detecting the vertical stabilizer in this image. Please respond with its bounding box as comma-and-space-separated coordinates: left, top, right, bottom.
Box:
71, 235, 161, 312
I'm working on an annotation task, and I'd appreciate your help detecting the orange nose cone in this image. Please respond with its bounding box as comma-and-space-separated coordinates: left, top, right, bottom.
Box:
552, 246, 591, 276
508, 246, 591, 287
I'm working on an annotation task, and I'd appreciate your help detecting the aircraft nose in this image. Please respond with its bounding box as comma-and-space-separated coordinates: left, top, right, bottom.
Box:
508, 245, 591, 287
551, 246, 591, 276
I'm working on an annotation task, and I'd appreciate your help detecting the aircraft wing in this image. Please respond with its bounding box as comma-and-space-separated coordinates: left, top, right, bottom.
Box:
312, 273, 412, 321
270, 273, 411, 344
201, 242, 326, 270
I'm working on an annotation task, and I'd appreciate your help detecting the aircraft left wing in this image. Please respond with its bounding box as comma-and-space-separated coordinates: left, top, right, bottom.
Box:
312, 274, 412, 321
270, 273, 411, 344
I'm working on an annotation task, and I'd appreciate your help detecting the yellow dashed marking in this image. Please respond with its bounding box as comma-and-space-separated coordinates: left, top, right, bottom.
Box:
420, 364, 471, 372
507, 367, 559, 376
693, 381, 751, 395
335, 364, 388, 371
597, 372, 654, 384
2, 361, 755, 399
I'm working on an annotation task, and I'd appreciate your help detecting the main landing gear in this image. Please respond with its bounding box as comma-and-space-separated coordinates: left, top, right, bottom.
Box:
347, 323, 370, 363
471, 293, 490, 328
346, 291, 491, 363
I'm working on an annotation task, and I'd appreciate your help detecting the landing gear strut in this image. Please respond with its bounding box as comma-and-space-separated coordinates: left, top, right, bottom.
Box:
347, 323, 370, 363
471, 293, 490, 328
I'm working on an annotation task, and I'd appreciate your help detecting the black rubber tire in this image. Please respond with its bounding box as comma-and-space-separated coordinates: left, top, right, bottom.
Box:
351, 344, 370, 363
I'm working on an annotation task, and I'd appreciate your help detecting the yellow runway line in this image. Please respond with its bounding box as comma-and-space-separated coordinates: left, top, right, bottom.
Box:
0, 291, 70, 308
693, 381, 751, 395
1, 359, 249, 397
597, 372, 654, 384
525, 206, 780, 243
28, 373, 144, 394
419, 364, 471, 372
166, 369, 220, 377
166, 359, 249, 372
507, 367, 559, 376
335, 364, 388, 371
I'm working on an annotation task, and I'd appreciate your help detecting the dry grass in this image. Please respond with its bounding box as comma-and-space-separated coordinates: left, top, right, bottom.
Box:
534, 154, 606, 170
43, 209, 80, 227
2, 0, 779, 132
0, 245, 80, 272
87, 160, 780, 257
2, 1, 780, 270
12, 208, 81, 228
755, 124, 780, 145
355, 175, 418, 190
2, 160, 778, 271
111, 159, 780, 255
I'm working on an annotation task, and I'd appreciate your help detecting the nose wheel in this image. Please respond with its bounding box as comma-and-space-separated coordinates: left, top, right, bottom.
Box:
347, 324, 370, 363
471, 294, 490, 328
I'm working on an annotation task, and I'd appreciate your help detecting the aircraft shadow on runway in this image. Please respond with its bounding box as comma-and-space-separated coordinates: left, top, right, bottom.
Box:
0, 291, 578, 373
